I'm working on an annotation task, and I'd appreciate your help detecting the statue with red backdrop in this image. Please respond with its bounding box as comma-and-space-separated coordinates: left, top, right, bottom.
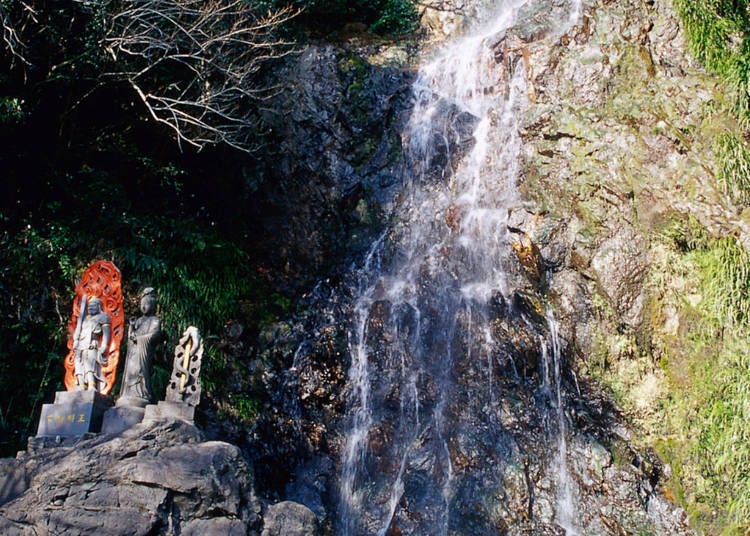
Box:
64, 260, 125, 395
35, 261, 123, 441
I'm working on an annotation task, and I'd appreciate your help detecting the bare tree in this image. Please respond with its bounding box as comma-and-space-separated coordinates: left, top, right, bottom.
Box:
89, 0, 299, 153
0, 0, 35, 67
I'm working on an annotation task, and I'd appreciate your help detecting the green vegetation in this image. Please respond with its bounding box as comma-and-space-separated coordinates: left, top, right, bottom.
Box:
0, 0, 414, 457
674, 0, 750, 121
716, 132, 750, 204
0, 0, 303, 455
0, 165, 274, 454
667, 4, 750, 530
651, 223, 750, 534
589, 217, 750, 533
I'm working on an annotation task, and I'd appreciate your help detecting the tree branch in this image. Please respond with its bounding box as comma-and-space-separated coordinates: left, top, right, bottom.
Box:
0, 0, 34, 66
84, 0, 300, 153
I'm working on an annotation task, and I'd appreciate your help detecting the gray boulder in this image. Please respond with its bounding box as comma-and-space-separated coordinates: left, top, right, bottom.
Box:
0, 420, 260, 536
262, 501, 321, 536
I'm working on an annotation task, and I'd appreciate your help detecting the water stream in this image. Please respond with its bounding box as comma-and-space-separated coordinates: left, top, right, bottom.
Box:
544, 310, 579, 535
338, 1, 582, 533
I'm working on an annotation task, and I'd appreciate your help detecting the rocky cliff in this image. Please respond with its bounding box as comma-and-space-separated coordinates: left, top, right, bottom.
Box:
249, 0, 736, 532
240, 0, 713, 534
0, 0, 743, 533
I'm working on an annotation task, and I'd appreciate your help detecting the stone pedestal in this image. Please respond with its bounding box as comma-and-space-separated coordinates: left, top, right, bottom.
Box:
116, 395, 149, 409
101, 406, 146, 435
143, 401, 195, 423
36, 391, 113, 438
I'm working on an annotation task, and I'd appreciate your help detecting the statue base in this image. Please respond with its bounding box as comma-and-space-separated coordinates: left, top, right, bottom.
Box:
36, 391, 113, 438
143, 401, 195, 423
101, 406, 146, 435
116, 395, 150, 409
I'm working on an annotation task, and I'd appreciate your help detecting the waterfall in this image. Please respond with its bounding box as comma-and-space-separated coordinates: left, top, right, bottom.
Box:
544, 310, 579, 535
338, 1, 582, 534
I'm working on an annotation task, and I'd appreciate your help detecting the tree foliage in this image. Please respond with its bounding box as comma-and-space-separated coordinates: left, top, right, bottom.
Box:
0, 0, 416, 457
0, 0, 307, 455
0, 0, 298, 153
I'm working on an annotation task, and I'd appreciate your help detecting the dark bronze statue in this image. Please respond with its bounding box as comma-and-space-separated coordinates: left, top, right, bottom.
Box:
118, 288, 162, 407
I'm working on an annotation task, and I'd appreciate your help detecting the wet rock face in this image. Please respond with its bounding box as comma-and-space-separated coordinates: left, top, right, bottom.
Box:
242, 1, 697, 534
517, 0, 724, 341
508, 0, 736, 529
330, 284, 692, 535
249, 44, 414, 291
226, 0, 709, 533
242, 281, 351, 525
316, 0, 696, 533
590, 226, 649, 327
0, 421, 261, 536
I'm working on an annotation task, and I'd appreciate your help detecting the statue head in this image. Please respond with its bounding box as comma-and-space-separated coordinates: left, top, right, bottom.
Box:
140, 287, 157, 315
87, 296, 103, 315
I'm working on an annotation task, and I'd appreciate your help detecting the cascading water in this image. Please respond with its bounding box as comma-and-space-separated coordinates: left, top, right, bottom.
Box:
338, 1, 582, 534
543, 310, 579, 535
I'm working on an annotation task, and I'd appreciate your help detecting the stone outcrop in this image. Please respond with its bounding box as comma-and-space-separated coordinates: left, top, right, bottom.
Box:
0, 421, 261, 536
247, 43, 414, 292
516, 0, 736, 340
513, 0, 740, 442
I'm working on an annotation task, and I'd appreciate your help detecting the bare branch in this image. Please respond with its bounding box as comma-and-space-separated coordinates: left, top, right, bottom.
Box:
0, 1, 34, 66
83, 0, 300, 153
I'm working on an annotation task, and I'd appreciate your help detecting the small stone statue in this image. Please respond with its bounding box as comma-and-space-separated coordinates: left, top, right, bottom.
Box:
64, 260, 124, 395
72, 295, 111, 392
166, 326, 203, 406
118, 288, 162, 407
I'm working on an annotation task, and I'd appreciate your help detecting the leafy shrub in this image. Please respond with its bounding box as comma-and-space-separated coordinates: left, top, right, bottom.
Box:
0, 156, 273, 455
